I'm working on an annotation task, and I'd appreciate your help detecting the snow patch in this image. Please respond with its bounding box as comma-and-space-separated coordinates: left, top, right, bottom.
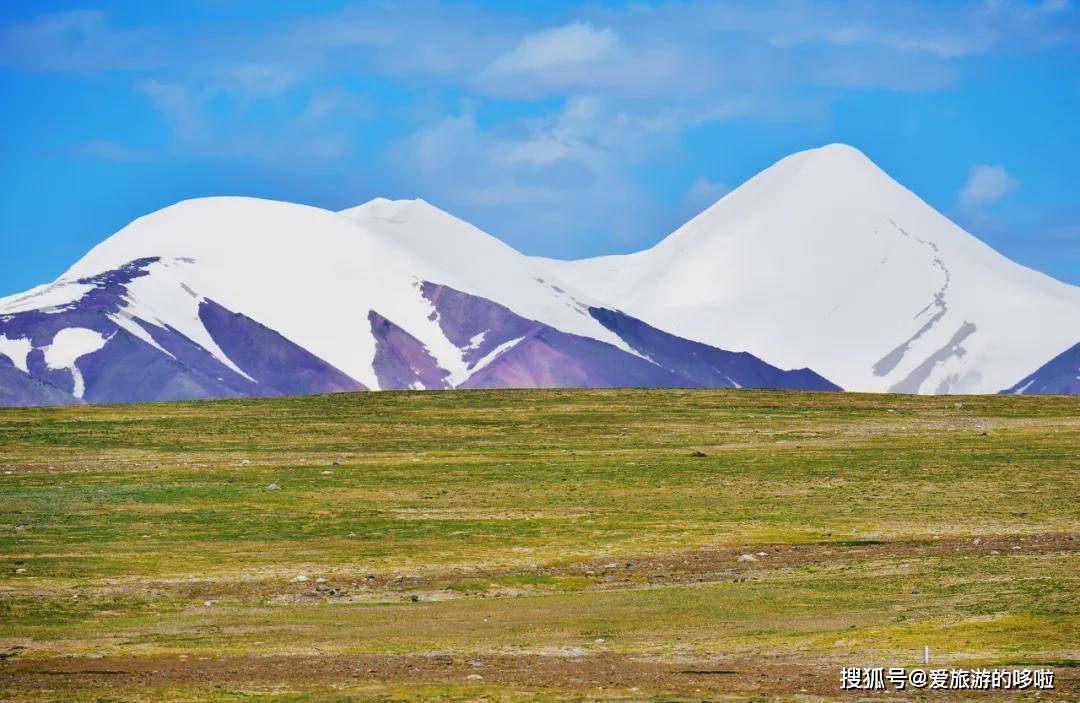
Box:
1012, 378, 1035, 395
43, 327, 109, 398
109, 311, 175, 359
468, 336, 524, 374
466, 331, 487, 350
0, 334, 32, 373
0, 279, 94, 314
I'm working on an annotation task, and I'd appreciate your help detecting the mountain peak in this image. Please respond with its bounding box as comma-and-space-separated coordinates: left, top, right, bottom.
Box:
339, 197, 436, 224
779, 142, 883, 182
669, 142, 892, 242
806, 142, 868, 159
782, 142, 875, 168
538, 142, 1080, 395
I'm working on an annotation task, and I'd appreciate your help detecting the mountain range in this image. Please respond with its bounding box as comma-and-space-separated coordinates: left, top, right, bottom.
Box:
1, 144, 1077, 406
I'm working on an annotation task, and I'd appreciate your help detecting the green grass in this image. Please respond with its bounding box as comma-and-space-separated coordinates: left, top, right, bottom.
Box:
0, 389, 1077, 701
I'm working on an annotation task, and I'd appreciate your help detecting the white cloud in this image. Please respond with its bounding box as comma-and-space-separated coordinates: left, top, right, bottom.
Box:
475, 21, 703, 99
401, 111, 485, 178
5, 2, 1074, 92
136, 78, 362, 164
139, 80, 208, 142
483, 23, 620, 76
499, 93, 747, 175
503, 96, 608, 169
4, 2, 1074, 260
390, 98, 678, 256
954, 164, 1021, 234
959, 164, 1019, 209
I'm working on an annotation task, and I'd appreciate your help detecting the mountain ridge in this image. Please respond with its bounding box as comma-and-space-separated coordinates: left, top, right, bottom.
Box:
1, 143, 1076, 405
0, 193, 840, 404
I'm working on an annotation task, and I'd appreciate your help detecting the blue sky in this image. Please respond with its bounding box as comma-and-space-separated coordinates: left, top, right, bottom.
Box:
1, 0, 1078, 296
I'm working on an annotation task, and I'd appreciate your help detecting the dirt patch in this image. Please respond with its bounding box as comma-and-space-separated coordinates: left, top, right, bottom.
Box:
558, 531, 1079, 591
260, 531, 1080, 600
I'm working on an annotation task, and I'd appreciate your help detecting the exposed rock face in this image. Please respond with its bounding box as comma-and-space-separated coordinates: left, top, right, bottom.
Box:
202, 299, 363, 397
1002, 342, 1080, 395
0, 358, 79, 407
368, 311, 451, 390
0, 257, 841, 405
423, 282, 837, 391
588, 307, 840, 391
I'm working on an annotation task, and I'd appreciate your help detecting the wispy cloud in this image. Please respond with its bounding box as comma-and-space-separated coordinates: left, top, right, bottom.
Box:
483, 23, 621, 76
2, 1, 1076, 255
390, 96, 686, 254
9, 2, 1072, 90
959, 164, 1019, 209
954, 163, 1021, 234
138, 80, 212, 146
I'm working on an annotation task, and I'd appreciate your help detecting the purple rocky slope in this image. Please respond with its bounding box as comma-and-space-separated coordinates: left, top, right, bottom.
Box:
0, 258, 241, 403
422, 282, 838, 391
368, 310, 451, 390
0, 258, 363, 405
0, 358, 79, 406
422, 282, 695, 389
1001, 341, 1080, 395
588, 307, 841, 391
200, 299, 364, 397
0, 258, 843, 406
462, 329, 698, 389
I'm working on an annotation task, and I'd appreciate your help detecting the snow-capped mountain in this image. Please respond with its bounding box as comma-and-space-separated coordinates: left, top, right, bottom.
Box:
2, 143, 1075, 406
538, 144, 1080, 394
0, 196, 836, 406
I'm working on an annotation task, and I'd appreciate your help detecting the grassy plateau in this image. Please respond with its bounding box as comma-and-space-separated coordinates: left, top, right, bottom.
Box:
0, 388, 1076, 701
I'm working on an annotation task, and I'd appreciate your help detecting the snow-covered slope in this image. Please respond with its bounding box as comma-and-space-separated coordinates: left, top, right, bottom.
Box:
0, 196, 834, 405
539, 144, 1080, 394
